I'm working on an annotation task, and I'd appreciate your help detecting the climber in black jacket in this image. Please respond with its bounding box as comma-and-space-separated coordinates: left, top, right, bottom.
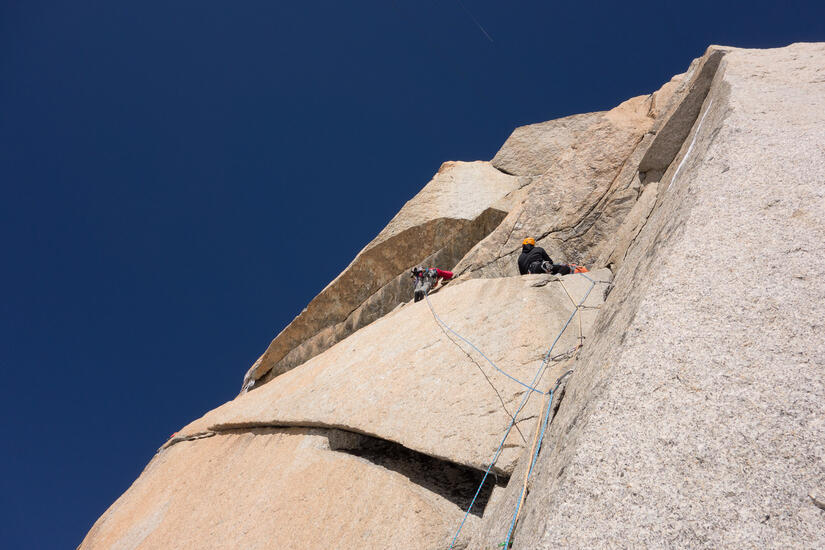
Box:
517, 237, 573, 275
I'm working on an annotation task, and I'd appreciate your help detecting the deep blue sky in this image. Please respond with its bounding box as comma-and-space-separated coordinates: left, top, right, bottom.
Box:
1, 1, 823, 547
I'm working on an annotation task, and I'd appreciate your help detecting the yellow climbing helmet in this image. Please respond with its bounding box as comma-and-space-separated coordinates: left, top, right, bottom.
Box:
522, 237, 536, 246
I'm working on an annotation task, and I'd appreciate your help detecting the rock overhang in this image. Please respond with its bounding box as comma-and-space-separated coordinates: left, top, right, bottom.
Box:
81, 428, 473, 550
173, 270, 612, 476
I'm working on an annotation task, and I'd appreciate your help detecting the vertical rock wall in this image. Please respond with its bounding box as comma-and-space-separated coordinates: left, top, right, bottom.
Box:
499, 43, 825, 549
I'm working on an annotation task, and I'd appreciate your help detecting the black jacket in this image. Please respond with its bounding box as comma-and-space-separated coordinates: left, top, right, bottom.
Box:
518, 244, 552, 275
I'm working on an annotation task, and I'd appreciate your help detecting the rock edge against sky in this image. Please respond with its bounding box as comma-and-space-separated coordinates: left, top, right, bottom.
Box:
80, 43, 825, 550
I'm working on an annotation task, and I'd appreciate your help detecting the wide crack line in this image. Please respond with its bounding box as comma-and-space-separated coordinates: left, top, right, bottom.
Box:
161, 421, 509, 514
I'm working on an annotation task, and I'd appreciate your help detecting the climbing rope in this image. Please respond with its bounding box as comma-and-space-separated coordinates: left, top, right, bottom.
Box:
447, 354, 549, 549
445, 273, 598, 549
425, 293, 543, 394
558, 278, 585, 348
430, 309, 529, 443
503, 370, 573, 548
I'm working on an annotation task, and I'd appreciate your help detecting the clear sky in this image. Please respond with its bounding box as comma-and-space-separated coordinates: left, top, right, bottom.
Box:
1, 1, 823, 547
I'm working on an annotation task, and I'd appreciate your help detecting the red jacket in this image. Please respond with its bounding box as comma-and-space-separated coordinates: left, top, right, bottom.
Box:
434, 268, 453, 281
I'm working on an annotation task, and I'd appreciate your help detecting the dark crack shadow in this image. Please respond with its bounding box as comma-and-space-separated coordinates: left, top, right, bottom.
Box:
333, 432, 508, 517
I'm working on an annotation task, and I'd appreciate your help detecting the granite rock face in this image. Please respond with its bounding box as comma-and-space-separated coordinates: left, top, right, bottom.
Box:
81, 43, 825, 550
501, 43, 825, 549
491, 112, 604, 176
82, 271, 610, 550
169, 272, 610, 476
243, 160, 526, 390
79, 428, 476, 550
452, 50, 729, 281
453, 94, 659, 279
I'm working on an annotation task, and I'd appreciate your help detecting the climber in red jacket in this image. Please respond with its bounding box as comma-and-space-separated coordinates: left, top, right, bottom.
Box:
411, 266, 454, 302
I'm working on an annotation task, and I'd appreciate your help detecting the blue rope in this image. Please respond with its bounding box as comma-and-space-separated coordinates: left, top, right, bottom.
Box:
448, 351, 548, 549
425, 293, 543, 394
503, 371, 572, 548
447, 273, 596, 548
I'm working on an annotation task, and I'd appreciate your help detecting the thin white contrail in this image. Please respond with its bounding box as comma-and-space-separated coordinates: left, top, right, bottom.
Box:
455, 0, 494, 43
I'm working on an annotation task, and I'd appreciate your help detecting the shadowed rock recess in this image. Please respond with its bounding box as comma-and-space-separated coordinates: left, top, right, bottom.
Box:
81, 44, 825, 550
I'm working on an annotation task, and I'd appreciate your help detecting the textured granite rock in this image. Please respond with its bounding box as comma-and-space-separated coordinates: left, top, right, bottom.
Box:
466, 377, 571, 549
175, 271, 611, 476
491, 112, 604, 176
491, 70, 683, 179
638, 47, 726, 176
80, 43, 825, 550
454, 94, 660, 279
454, 48, 730, 281
507, 43, 825, 549
243, 161, 526, 389
79, 428, 474, 550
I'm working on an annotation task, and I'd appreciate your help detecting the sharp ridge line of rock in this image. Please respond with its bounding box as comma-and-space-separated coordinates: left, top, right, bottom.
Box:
251, 208, 513, 387
666, 99, 714, 191
267, 211, 506, 352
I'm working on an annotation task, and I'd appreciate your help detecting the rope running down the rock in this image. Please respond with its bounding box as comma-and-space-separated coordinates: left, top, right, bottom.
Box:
499, 278, 587, 546
503, 369, 573, 548
426, 273, 597, 549
424, 292, 543, 395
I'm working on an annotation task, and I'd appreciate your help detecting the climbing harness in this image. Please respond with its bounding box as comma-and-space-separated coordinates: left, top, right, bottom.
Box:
413, 267, 438, 302
438, 272, 599, 549
538, 261, 589, 275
